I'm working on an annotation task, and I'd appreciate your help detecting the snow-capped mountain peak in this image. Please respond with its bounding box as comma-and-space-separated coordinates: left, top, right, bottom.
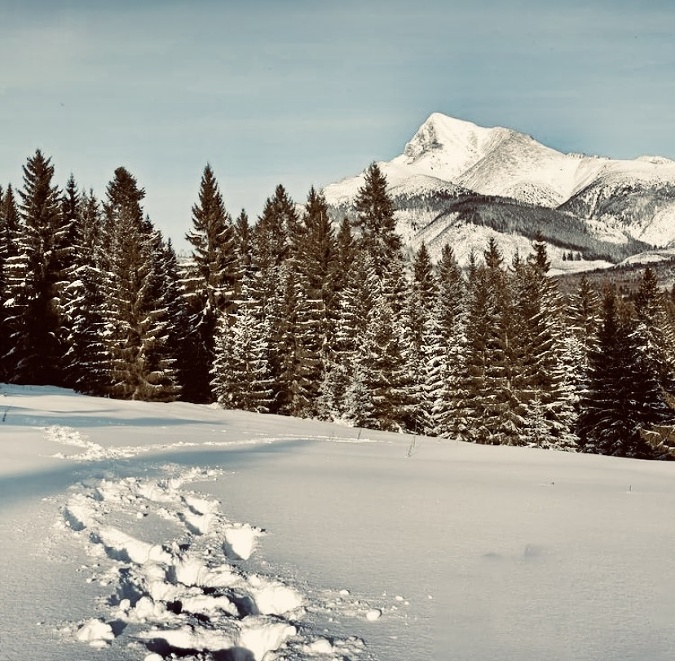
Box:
322, 112, 675, 265
400, 113, 514, 180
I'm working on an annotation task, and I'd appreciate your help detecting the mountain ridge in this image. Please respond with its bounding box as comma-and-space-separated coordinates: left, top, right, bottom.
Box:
322, 113, 675, 271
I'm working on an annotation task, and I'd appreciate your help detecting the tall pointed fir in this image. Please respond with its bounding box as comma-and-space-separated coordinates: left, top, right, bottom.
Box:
461, 238, 524, 445
632, 267, 675, 456
318, 248, 371, 421
0, 185, 19, 379
426, 244, 466, 437
512, 240, 577, 449
278, 186, 335, 417
234, 209, 253, 290
357, 262, 415, 432
634, 266, 675, 388
62, 189, 110, 395
324, 217, 357, 356
100, 167, 179, 401
251, 184, 299, 412
182, 164, 237, 402
564, 274, 600, 411
352, 162, 401, 278
406, 243, 438, 433
0, 184, 19, 261
58, 174, 83, 389
4, 151, 69, 385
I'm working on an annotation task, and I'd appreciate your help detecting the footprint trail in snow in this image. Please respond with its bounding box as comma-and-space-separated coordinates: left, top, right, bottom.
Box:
54, 444, 382, 659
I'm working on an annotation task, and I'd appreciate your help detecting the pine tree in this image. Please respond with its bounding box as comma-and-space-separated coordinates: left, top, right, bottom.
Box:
4, 151, 68, 384
253, 184, 298, 274
251, 185, 299, 412
319, 253, 373, 421
564, 274, 600, 404
0, 184, 19, 261
513, 240, 577, 449
100, 167, 179, 401
62, 189, 110, 394
426, 245, 465, 437
273, 264, 324, 417
352, 163, 401, 278
182, 164, 237, 403
461, 239, 525, 445
634, 266, 675, 387
357, 269, 415, 432
234, 209, 253, 289
0, 185, 17, 379
406, 243, 438, 432
324, 217, 357, 357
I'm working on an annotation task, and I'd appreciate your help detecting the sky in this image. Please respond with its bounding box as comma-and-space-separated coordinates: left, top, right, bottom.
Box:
1, 0, 674, 250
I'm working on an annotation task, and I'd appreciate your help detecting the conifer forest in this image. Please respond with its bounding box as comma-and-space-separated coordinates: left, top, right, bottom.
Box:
2, 150, 675, 460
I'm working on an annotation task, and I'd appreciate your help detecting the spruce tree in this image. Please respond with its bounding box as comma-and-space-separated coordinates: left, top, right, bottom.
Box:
352, 163, 401, 278
234, 209, 253, 289
182, 164, 237, 402
251, 185, 299, 412
513, 240, 577, 449
406, 243, 438, 432
426, 245, 465, 437
100, 167, 179, 401
462, 239, 524, 445
4, 151, 67, 384
62, 189, 110, 395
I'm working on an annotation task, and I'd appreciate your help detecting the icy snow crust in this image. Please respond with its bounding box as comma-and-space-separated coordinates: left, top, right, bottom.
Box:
3, 385, 675, 660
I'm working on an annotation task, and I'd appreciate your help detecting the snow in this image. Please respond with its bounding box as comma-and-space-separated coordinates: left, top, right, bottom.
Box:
620, 248, 675, 266
323, 112, 675, 258
3, 384, 675, 660
324, 112, 675, 212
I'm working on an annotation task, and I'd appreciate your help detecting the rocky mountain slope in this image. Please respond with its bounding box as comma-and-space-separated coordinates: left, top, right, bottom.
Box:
323, 113, 675, 271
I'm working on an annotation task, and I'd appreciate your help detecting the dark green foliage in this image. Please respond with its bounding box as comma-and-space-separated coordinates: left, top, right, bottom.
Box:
182, 164, 238, 402
426, 245, 465, 436
62, 189, 110, 395
253, 184, 298, 273
234, 209, 253, 286
352, 163, 402, 276
513, 240, 577, 448
4, 151, 68, 384
101, 167, 179, 401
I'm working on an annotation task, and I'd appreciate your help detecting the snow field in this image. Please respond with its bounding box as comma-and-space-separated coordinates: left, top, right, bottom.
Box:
4, 386, 675, 660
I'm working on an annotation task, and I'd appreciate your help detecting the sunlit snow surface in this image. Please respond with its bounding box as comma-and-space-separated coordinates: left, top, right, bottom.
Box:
1, 385, 675, 660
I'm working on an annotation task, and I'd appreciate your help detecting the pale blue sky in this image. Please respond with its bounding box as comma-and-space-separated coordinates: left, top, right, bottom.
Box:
2, 0, 674, 249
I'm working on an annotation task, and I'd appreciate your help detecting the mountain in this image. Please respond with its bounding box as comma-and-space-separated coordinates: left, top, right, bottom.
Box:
323, 113, 675, 270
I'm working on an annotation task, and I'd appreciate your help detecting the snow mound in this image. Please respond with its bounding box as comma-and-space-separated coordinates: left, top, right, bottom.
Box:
75, 618, 115, 647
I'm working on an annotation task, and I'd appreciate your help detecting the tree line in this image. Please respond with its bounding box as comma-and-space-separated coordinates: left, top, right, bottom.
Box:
1, 151, 675, 459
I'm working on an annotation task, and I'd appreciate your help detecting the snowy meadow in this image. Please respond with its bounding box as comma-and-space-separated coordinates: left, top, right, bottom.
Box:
2, 385, 675, 660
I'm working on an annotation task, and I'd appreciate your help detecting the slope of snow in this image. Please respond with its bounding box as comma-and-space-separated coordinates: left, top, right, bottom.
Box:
413, 218, 612, 273
3, 385, 675, 660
